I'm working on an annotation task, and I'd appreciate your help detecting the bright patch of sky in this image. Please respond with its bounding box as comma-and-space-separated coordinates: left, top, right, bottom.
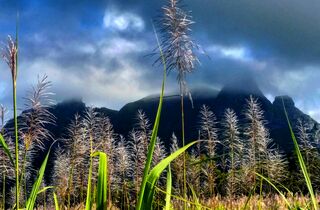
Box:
103, 7, 145, 32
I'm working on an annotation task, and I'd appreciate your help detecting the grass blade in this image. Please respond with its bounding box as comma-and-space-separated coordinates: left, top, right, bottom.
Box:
37, 186, 54, 194
282, 97, 318, 210
189, 184, 201, 210
86, 134, 94, 210
136, 24, 167, 210
85, 159, 93, 210
164, 164, 172, 210
92, 152, 108, 210
242, 183, 257, 210
0, 133, 14, 165
255, 173, 291, 209
25, 143, 54, 210
143, 141, 199, 209
53, 192, 60, 210
155, 185, 211, 210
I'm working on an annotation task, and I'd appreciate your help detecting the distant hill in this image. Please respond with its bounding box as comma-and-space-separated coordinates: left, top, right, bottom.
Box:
5, 78, 318, 184
35, 78, 318, 155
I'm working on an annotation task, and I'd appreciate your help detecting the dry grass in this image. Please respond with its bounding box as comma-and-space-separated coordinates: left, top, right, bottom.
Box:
169, 195, 316, 210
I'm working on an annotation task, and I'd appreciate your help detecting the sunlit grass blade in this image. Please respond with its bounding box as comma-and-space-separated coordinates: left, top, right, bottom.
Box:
92, 152, 108, 210
155, 185, 211, 210
255, 173, 291, 209
37, 186, 54, 194
242, 183, 257, 210
282, 97, 318, 210
164, 164, 172, 210
53, 192, 60, 210
86, 161, 93, 210
136, 24, 167, 210
189, 184, 201, 210
25, 144, 54, 210
142, 141, 199, 209
0, 133, 14, 165
258, 178, 263, 210
86, 134, 94, 210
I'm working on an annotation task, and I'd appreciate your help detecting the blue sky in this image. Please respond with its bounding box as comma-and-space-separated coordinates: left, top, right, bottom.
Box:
1, 0, 320, 120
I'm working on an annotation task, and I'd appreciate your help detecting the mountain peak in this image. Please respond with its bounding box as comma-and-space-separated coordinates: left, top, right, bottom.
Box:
219, 76, 263, 96
273, 95, 295, 108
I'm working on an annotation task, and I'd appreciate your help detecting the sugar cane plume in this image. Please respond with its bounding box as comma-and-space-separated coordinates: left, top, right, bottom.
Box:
266, 149, 288, 183
1, 36, 17, 82
199, 105, 219, 196
244, 96, 266, 184
187, 148, 202, 195
244, 96, 286, 187
156, 0, 199, 96
114, 136, 131, 186
222, 108, 243, 196
152, 137, 166, 167
66, 114, 88, 205
199, 105, 219, 158
53, 147, 70, 205
297, 119, 313, 150
170, 133, 184, 195
295, 119, 320, 185
95, 114, 117, 204
136, 110, 151, 155
128, 129, 145, 200
20, 75, 55, 151
128, 110, 151, 201
0, 105, 8, 129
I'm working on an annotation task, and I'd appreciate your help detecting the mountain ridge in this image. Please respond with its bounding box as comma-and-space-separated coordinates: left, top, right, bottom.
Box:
43, 83, 318, 155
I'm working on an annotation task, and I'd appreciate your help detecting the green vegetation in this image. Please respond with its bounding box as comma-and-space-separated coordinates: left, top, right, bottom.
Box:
0, 0, 320, 209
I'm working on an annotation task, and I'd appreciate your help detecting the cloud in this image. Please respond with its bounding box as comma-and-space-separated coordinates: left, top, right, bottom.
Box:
103, 7, 145, 32
14, 34, 159, 109
1, 0, 320, 122
99, 37, 148, 56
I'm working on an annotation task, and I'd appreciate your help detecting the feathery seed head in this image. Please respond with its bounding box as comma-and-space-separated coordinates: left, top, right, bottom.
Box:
1, 36, 18, 82
199, 105, 219, 157
156, 0, 199, 95
20, 75, 55, 150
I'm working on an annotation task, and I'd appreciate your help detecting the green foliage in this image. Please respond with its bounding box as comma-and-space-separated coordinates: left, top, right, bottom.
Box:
93, 152, 108, 210
282, 97, 318, 210
255, 173, 291, 208
0, 133, 14, 165
141, 141, 198, 209
25, 146, 52, 210
53, 192, 60, 210
165, 165, 172, 210
136, 24, 167, 210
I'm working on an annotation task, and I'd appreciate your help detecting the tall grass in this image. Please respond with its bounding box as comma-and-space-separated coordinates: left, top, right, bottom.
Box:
92, 152, 108, 210
155, 1, 200, 207
282, 97, 318, 210
1, 2, 320, 209
136, 24, 167, 210
165, 164, 172, 210
1, 28, 19, 208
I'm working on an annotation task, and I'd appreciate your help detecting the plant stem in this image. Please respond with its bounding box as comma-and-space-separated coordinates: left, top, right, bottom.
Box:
135, 25, 166, 210
14, 21, 19, 209
20, 148, 28, 203
85, 134, 93, 210
44, 191, 46, 210
179, 82, 187, 210
2, 173, 5, 209
67, 162, 74, 210
13, 79, 19, 210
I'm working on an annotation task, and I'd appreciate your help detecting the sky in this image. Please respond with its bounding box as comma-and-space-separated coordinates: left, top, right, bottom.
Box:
1, 0, 320, 120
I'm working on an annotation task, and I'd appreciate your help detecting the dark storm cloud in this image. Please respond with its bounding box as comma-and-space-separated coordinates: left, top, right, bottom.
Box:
0, 0, 320, 120
113, 0, 320, 67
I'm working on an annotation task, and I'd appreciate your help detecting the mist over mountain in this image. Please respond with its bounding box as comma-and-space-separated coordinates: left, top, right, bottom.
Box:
27, 77, 318, 156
